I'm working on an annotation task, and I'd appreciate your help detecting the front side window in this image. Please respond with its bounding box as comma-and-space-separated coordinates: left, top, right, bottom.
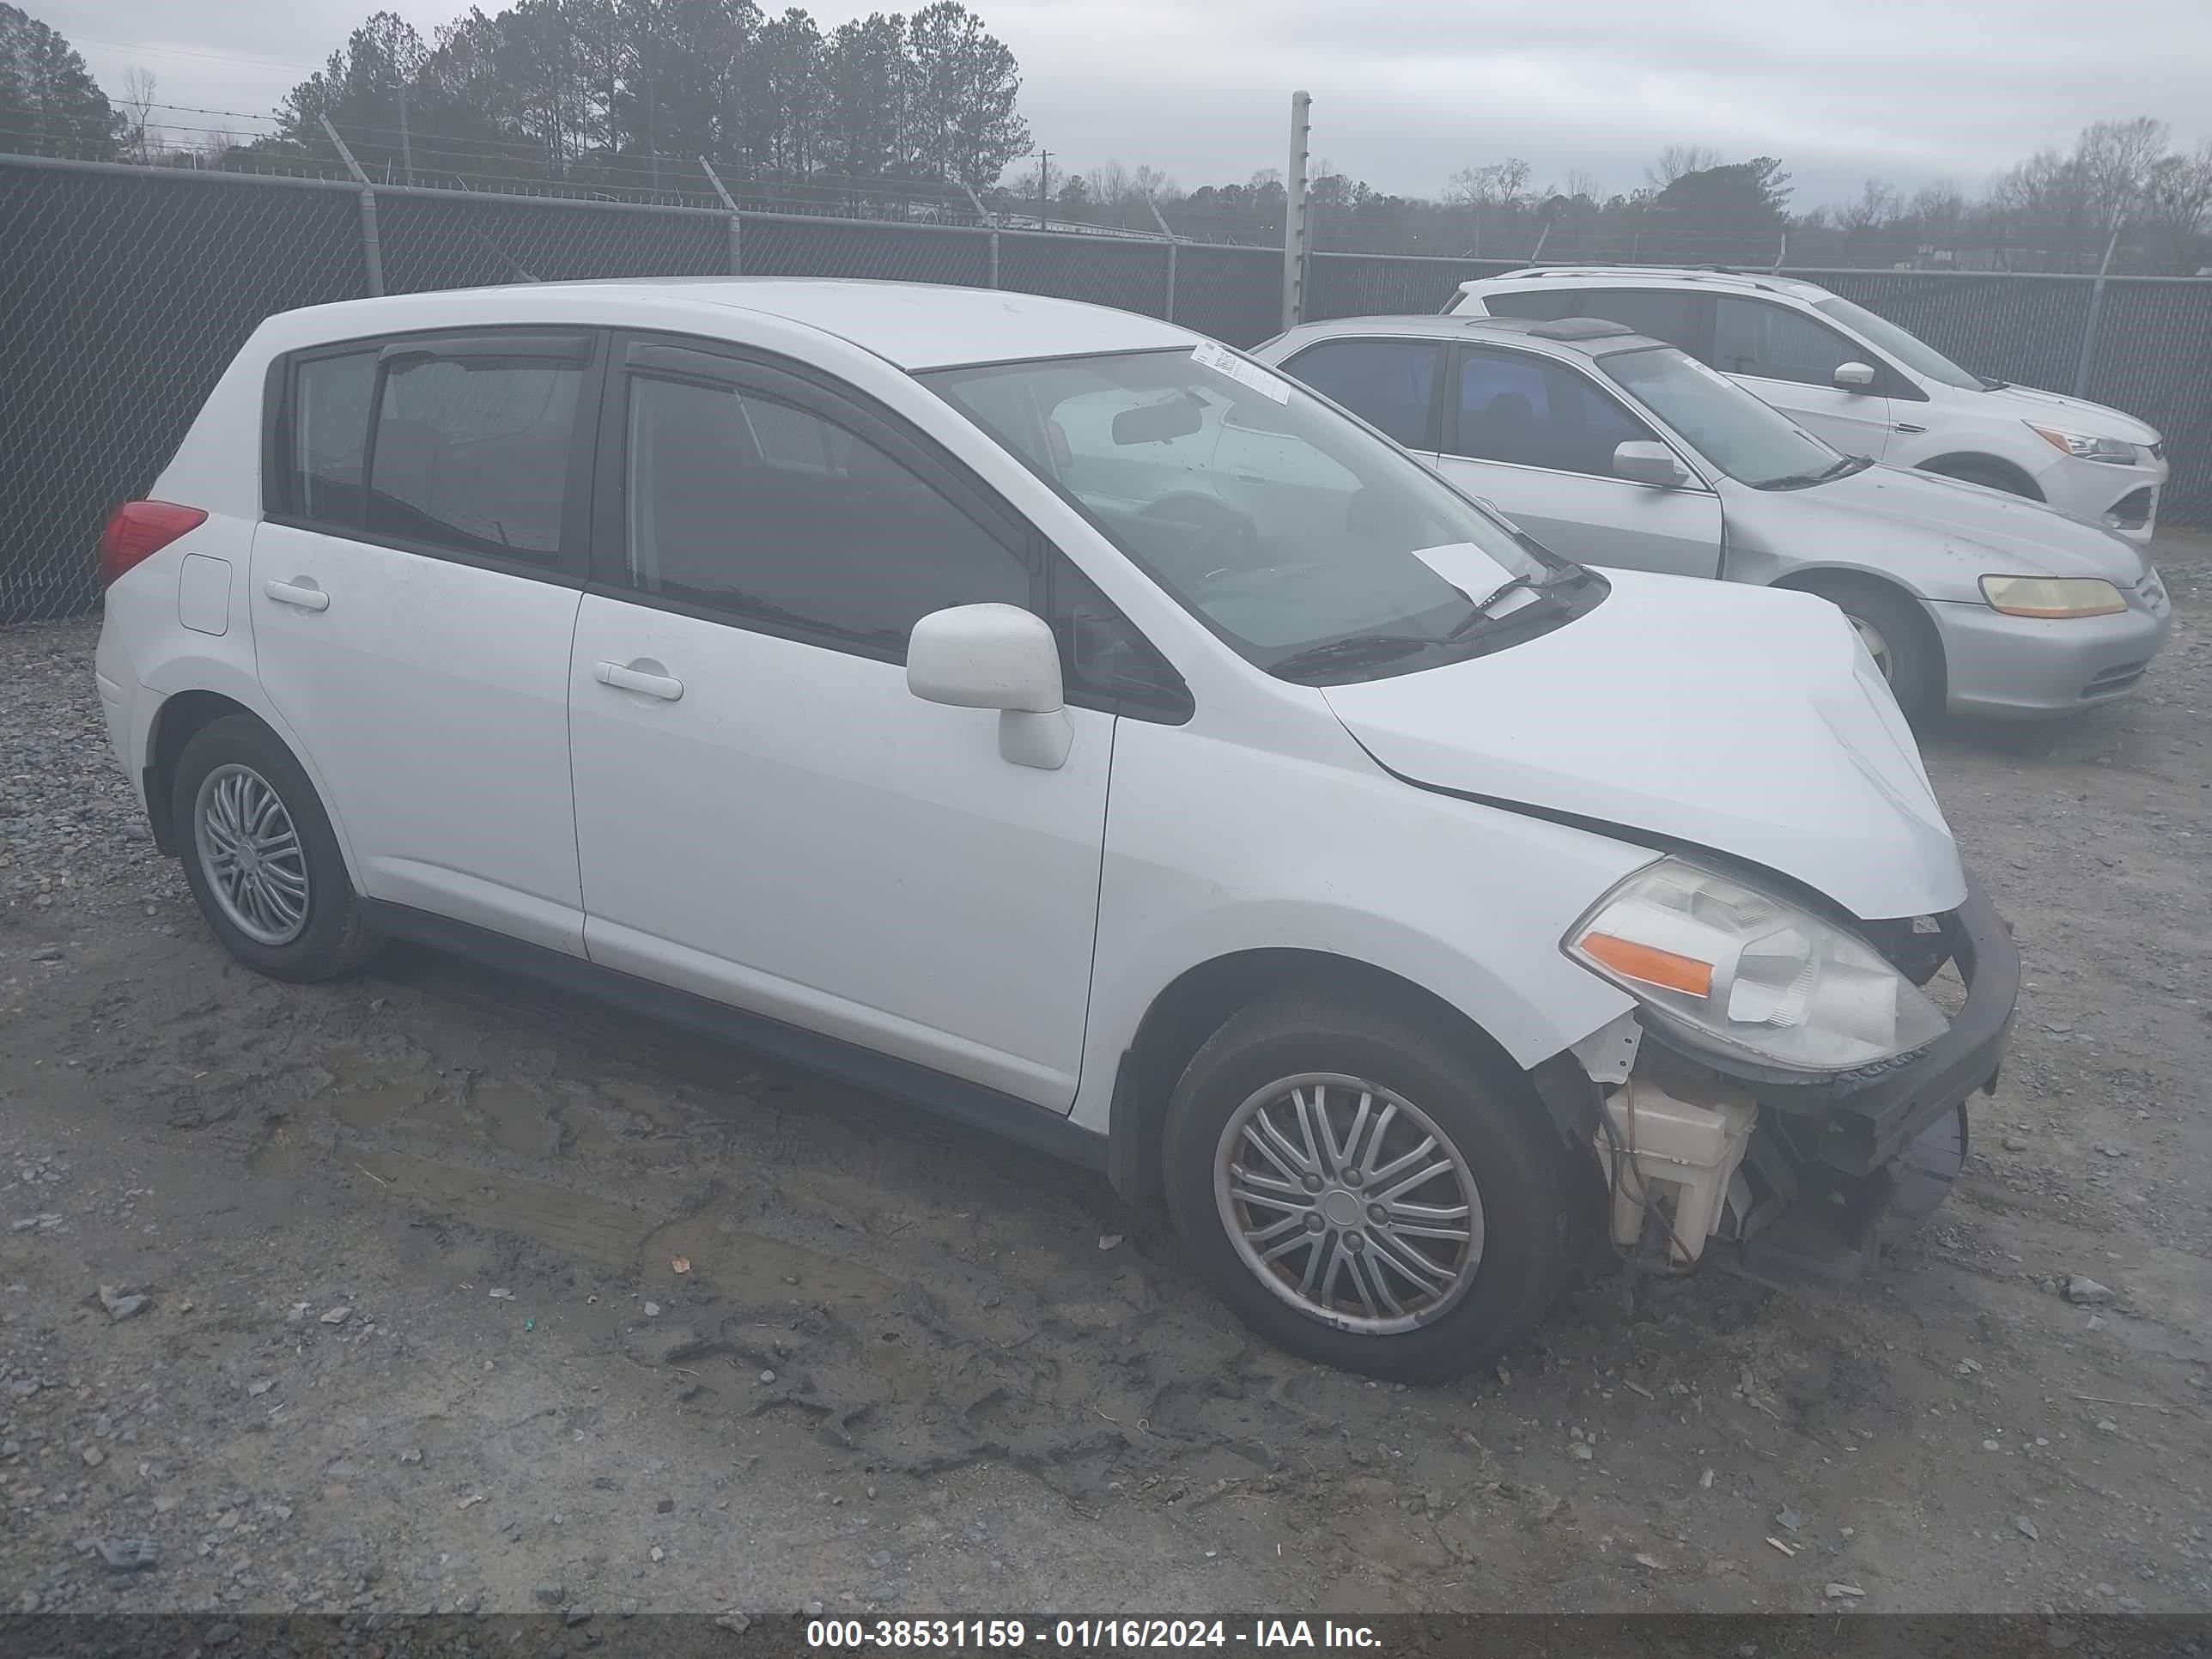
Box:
924, 348, 1589, 679
1711, 297, 1867, 389
289, 351, 377, 525
366, 356, 584, 562
1455, 348, 1660, 477
622, 372, 1029, 651
1598, 345, 1856, 490
1812, 295, 1984, 390
1280, 338, 1445, 448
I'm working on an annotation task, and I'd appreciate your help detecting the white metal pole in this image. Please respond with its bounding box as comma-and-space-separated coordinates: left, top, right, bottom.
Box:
1282, 91, 1310, 332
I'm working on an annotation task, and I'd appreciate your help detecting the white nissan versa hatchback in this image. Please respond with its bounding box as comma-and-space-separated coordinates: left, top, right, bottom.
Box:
95, 279, 2019, 1381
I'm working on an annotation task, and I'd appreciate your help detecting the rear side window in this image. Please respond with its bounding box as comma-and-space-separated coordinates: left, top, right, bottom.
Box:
1279, 338, 1445, 448
1711, 297, 1863, 388
289, 352, 377, 524
367, 357, 584, 564
622, 372, 1030, 651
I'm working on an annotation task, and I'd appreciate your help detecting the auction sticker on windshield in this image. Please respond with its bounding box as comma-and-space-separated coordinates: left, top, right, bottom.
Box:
1192, 340, 1292, 404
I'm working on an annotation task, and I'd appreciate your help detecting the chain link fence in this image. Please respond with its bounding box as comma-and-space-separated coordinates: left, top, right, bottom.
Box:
4, 151, 2208, 624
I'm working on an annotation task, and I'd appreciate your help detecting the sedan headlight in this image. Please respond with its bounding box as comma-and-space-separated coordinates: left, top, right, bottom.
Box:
1565, 859, 1949, 1077
2027, 423, 2137, 465
1978, 575, 2127, 618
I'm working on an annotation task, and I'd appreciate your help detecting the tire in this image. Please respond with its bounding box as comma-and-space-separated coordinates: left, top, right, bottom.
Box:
1923, 459, 2038, 501
1803, 576, 1942, 723
1160, 989, 1571, 1382
171, 714, 382, 982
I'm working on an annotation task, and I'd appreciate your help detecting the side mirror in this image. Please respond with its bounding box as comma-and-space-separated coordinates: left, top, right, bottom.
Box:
1833, 361, 1878, 391
907, 604, 1073, 770
1613, 441, 1690, 489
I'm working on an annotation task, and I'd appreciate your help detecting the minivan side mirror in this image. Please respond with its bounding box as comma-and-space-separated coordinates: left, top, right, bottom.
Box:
1613, 441, 1691, 489
1833, 361, 1878, 391
907, 604, 1073, 770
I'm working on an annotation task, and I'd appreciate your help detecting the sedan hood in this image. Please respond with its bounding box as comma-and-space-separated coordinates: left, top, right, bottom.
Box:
1781, 463, 2152, 587
1975, 381, 2161, 447
1322, 570, 1966, 921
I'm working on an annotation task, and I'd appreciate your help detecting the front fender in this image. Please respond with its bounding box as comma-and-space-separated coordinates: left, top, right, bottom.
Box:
1069, 717, 1650, 1136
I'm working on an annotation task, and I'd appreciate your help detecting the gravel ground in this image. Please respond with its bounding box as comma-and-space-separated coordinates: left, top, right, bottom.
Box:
1, 532, 2209, 1619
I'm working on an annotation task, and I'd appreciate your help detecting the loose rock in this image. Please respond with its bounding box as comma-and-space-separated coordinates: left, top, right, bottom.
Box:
2064, 1277, 2114, 1305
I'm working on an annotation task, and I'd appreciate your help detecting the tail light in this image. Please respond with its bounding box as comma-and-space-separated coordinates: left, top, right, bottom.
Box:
98, 501, 208, 588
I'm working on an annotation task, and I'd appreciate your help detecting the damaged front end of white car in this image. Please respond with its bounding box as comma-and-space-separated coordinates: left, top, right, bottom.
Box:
1549, 856, 2017, 1285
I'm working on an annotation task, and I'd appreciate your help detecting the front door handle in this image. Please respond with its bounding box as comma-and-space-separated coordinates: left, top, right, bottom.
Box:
264, 578, 329, 611
595, 659, 684, 702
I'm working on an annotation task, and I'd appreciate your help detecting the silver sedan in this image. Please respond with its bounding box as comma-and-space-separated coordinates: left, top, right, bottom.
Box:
1252, 313, 2172, 720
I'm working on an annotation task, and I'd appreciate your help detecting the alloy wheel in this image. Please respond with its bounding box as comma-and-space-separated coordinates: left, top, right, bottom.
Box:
1213, 1073, 1485, 1334
193, 763, 310, 946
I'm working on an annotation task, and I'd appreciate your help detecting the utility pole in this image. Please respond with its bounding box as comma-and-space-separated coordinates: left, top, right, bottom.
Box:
1036, 149, 1050, 229
398, 86, 415, 186
1281, 90, 1310, 331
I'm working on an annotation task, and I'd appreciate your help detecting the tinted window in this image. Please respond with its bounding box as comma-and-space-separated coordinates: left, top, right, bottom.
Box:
366, 356, 583, 562
289, 351, 377, 524
623, 373, 1029, 651
1050, 556, 1188, 717
1455, 349, 1659, 477
1486, 287, 1700, 348
1711, 298, 1864, 387
1280, 338, 1444, 448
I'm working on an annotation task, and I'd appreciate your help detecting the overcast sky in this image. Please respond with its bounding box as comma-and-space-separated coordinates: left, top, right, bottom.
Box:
51, 0, 2212, 208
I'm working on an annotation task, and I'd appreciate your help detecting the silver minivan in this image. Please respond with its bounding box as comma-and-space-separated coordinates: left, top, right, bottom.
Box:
1255, 314, 2171, 720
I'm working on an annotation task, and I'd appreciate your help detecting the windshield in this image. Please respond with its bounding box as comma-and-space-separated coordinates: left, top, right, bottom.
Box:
1813, 295, 1984, 391
923, 346, 1575, 676
1599, 345, 1860, 489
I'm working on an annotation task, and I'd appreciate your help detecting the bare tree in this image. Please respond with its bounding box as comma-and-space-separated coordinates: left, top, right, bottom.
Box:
1645, 143, 1720, 189
118, 67, 158, 162
1837, 177, 1900, 237
2075, 115, 2168, 232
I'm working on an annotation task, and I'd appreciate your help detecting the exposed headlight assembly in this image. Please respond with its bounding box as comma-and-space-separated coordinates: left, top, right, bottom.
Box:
2027, 423, 2137, 465
1978, 575, 2127, 618
1565, 859, 1949, 1078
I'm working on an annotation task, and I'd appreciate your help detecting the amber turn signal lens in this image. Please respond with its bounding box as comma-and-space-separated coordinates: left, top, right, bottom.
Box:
1579, 933, 1715, 998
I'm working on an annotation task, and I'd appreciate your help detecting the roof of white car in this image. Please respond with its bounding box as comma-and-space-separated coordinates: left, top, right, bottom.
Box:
461, 277, 1201, 370
1456, 265, 1834, 302
1274, 313, 1666, 358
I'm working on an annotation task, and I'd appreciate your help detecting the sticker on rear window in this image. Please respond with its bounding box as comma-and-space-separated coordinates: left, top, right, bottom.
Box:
1192, 341, 1292, 404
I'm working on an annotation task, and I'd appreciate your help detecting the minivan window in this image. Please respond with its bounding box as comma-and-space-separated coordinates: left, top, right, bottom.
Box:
367, 356, 583, 562
1600, 345, 1855, 489
925, 348, 1581, 678
1711, 297, 1867, 389
289, 351, 377, 524
1280, 338, 1444, 448
622, 372, 1029, 650
1811, 295, 1984, 390
1455, 348, 1659, 477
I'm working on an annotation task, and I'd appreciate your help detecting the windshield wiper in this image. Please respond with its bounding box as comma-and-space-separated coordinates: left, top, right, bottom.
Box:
1270, 633, 1440, 679
1757, 453, 1873, 490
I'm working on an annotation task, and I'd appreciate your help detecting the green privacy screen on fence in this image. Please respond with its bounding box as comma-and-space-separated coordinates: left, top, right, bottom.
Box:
3, 153, 2208, 623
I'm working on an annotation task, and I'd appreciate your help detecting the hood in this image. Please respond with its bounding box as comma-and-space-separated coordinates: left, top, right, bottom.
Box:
1322, 570, 1966, 921
1970, 380, 2160, 447
1761, 463, 2152, 587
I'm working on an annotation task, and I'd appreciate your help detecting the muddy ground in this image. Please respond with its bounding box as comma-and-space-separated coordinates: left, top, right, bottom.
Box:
2, 532, 2209, 1620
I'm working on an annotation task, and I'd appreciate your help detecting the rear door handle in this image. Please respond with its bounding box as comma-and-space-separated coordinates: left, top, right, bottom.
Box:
264, 578, 329, 611
595, 660, 684, 702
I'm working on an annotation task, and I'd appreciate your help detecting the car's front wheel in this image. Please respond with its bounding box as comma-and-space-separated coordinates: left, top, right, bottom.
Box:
172, 714, 382, 982
1161, 989, 1571, 1382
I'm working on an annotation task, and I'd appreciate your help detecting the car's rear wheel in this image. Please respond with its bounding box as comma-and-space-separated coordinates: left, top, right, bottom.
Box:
173, 714, 381, 982
1161, 989, 1570, 1382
